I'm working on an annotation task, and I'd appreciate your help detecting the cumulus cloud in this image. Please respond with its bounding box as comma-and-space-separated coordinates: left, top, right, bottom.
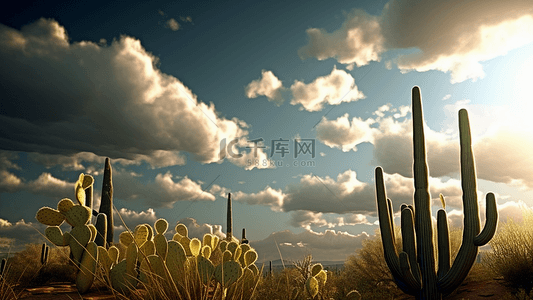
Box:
382, 0, 533, 83
288, 211, 371, 229
0, 153, 76, 198
226, 144, 275, 170
0, 19, 248, 166
300, 1, 533, 83
233, 168, 463, 219
0, 151, 215, 208
172, 217, 225, 240
232, 186, 284, 208
316, 114, 377, 152
0, 219, 47, 252
166, 19, 180, 31
298, 9, 385, 66
114, 207, 158, 231
245, 70, 285, 106
289, 66, 365, 112
113, 169, 216, 208
289, 211, 331, 229
251, 229, 369, 262
26, 173, 74, 198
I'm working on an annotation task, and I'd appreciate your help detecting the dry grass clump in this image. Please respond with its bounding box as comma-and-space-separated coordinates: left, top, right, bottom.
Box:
484, 207, 533, 292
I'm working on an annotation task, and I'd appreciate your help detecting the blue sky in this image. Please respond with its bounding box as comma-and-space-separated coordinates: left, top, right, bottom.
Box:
1, 0, 533, 262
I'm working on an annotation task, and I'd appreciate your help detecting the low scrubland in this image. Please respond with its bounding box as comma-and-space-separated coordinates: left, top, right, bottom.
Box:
2, 209, 533, 300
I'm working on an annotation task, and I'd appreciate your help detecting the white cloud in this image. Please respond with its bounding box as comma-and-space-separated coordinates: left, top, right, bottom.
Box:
166, 18, 180, 31
298, 9, 385, 66
289, 66, 365, 112
233, 186, 284, 209
0, 19, 248, 165
114, 208, 158, 230
172, 217, 225, 240
289, 211, 331, 229
0, 219, 47, 252
113, 169, 216, 208
232, 168, 463, 217
226, 145, 275, 170
316, 114, 377, 152
0, 170, 23, 193
245, 70, 285, 106
26, 173, 74, 198
301, 1, 533, 83
383, 2, 533, 83
251, 229, 369, 262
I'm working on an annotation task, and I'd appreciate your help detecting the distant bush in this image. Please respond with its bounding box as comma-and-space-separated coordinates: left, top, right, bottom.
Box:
484, 207, 533, 292
335, 225, 486, 300
335, 232, 402, 299
4, 243, 75, 286
254, 255, 338, 300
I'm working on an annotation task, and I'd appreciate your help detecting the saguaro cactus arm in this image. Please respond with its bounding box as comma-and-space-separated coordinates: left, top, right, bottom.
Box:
437, 109, 498, 294
436, 209, 450, 279
474, 192, 498, 246
376, 168, 419, 294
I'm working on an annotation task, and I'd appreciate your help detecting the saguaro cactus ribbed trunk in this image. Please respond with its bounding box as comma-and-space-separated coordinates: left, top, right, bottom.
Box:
227, 193, 233, 241
99, 158, 114, 248
375, 86, 498, 299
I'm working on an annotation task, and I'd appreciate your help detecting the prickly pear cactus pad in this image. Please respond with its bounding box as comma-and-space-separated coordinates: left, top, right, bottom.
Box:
214, 260, 243, 287
190, 238, 201, 257
36, 207, 65, 226
197, 255, 215, 285
57, 198, 75, 213
306, 276, 319, 298
175, 223, 188, 238
243, 249, 258, 267
76, 241, 98, 293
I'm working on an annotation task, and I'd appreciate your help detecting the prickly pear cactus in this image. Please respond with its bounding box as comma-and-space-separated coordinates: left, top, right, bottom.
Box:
106, 218, 260, 298
35, 173, 98, 294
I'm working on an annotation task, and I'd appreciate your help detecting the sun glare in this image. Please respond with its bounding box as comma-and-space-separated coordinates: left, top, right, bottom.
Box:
512, 50, 533, 132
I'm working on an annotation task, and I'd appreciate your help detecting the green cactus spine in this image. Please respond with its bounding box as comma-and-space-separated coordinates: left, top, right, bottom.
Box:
375, 86, 498, 299
99, 158, 114, 248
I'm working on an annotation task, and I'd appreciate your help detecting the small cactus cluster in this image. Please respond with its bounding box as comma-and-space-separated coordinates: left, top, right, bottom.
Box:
34, 160, 257, 297
291, 255, 328, 299
109, 216, 261, 298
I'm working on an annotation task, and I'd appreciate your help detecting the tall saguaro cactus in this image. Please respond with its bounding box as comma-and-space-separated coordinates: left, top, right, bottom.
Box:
226, 193, 233, 241
375, 86, 498, 299
99, 158, 114, 248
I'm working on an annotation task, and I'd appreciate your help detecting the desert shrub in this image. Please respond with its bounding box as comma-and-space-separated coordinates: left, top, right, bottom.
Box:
484, 208, 533, 292
5, 243, 76, 286
254, 255, 337, 300
335, 233, 402, 300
